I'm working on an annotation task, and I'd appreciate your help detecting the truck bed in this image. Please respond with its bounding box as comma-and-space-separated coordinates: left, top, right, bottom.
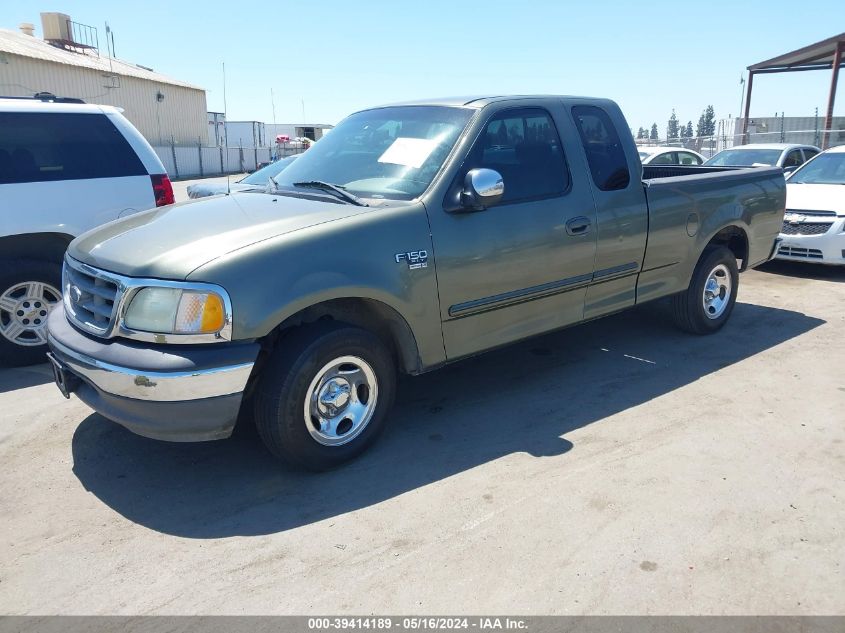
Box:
636, 164, 786, 303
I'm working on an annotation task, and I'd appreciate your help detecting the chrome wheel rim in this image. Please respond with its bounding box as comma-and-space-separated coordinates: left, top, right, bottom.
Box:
304, 355, 379, 446
0, 281, 61, 347
702, 264, 731, 320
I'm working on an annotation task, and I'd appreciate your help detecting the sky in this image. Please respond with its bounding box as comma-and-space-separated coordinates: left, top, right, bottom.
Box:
3, 0, 843, 131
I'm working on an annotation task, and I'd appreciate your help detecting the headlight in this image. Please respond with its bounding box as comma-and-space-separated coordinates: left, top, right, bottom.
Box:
124, 287, 228, 336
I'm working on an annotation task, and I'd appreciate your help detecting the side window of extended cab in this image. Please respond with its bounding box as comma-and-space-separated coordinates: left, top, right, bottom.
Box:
459, 108, 570, 204
571, 105, 631, 191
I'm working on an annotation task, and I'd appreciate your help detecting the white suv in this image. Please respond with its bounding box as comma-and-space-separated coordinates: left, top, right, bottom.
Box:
0, 96, 173, 366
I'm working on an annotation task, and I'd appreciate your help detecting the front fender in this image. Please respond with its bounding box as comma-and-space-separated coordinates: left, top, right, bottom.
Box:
188, 203, 447, 369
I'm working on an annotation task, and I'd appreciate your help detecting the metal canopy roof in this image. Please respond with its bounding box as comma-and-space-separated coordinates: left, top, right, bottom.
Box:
748, 32, 845, 73
742, 33, 845, 148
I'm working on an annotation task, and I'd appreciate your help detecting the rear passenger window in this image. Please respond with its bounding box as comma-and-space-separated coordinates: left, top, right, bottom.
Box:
571, 105, 631, 191
802, 149, 819, 161
678, 152, 702, 165
0, 112, 146, 184
783, 150, 803, 168
462, 108, 569, 204
649, 152, 676, 165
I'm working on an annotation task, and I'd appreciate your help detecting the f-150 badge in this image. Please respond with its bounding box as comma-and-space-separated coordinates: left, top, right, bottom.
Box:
395, 250, 428, 270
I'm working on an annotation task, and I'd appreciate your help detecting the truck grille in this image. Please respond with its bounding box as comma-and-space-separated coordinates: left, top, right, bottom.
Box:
62, 260, 121, 336
780, 221, 833, 236
778, 246, 823, 259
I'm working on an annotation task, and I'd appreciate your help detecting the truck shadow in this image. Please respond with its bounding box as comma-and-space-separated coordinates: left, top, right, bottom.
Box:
71, 300, 823, 538
757, 260, 845, 283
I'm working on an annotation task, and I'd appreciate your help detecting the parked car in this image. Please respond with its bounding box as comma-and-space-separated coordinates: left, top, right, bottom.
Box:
704, 143, 820, 174
46, 95, 785, 469
775, 144, 845, 265
0, 96, 172, 366
638, 146, 705, 165
187, 154, 300, 199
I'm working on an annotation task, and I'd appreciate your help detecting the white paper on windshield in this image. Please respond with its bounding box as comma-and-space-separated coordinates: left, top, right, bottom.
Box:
378, 137, 438, 169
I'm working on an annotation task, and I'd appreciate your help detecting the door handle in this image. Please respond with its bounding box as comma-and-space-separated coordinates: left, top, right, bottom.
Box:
566, 216, 592, 236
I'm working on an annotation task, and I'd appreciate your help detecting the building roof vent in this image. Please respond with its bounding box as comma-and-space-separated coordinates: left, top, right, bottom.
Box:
19, 23, 35, 37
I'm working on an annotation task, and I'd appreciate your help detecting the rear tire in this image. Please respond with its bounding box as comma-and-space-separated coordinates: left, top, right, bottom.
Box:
671, 246, 738, 335
253, 322, 396, 471
0, 259, 62, 367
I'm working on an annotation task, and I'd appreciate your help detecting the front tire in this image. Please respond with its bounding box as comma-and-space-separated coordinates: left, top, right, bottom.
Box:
254, 322, 397, 470
0, 259, 63, 367
671, 246, 739, 335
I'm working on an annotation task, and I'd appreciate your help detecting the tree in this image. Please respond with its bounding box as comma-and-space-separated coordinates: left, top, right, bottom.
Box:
667, 109, 679, 139
636, 127, 646, 139
650, 123, 658, 140
684, 121, 694, 138
696, 105, 716, 137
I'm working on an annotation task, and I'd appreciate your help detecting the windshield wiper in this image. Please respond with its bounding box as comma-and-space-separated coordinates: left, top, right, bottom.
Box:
292, 180, 368, 206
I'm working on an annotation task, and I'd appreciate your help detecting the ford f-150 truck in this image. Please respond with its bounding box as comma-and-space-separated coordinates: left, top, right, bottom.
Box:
45, 96, 786, 470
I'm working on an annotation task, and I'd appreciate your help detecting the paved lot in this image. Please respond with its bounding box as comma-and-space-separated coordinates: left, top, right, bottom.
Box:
1, 262, 843, 615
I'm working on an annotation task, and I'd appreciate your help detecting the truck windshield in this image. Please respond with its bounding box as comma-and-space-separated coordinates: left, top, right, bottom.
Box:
704, 148, 781, 166
787, 153, 845, 184
272, 106, 474, 201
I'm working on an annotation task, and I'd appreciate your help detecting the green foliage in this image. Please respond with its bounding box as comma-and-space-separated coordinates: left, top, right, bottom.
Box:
650, 123, 658, 140
667, 109, 679, 139
696, 105, 716, 137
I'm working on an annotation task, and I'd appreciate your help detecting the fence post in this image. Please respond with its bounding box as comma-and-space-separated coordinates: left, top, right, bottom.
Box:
239, 146, 244, 173
170, 136, 179, 179
219, 146, 224, 174
197, 138, 204, 177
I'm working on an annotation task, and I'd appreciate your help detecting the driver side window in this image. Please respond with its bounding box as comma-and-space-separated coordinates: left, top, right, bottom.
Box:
461, 108, 570, 204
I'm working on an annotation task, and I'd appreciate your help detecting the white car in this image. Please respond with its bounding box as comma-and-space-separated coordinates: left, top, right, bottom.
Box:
187, 154, 299, 199
637, 146, 705, 166
704, 143, 820, 175
0, 95, 171, 366
775, 144, 845, 265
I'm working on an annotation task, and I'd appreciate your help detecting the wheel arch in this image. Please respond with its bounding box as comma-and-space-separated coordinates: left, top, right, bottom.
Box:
704, 224, 749, 270
261, 297, 424, 375
0, 232, 74, 264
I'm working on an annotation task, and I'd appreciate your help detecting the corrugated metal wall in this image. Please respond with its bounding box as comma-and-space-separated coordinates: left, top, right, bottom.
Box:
0, 53, 208, 145
152, 145, 275, 178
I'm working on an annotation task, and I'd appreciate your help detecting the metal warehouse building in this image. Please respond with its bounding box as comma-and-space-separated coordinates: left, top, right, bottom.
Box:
0, 13, 207, 145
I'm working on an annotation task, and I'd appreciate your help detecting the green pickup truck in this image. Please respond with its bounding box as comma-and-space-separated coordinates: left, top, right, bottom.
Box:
46, 95, 786, 470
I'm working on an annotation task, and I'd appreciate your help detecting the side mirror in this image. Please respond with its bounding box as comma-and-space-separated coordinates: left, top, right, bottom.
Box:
461, 168, 504, 211
783, 166, 797, 175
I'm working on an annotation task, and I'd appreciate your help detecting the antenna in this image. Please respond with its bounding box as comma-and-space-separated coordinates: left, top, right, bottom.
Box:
223, 61, 230, 195
104, 22, 113, 74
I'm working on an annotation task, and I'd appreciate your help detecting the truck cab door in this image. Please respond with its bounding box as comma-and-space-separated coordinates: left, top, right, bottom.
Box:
569, 104, 648, 319
427, 104, 598, 360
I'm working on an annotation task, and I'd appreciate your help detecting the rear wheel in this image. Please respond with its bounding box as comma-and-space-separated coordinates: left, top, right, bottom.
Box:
0, 260, 62, 367
254, 322, 396, 470
671, 246, 739, 334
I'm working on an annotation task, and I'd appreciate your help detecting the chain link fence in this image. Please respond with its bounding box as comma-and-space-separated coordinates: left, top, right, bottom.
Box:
637, 128, 845, 159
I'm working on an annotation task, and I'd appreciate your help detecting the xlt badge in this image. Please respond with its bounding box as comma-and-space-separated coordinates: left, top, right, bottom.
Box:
395, 250, 428, 270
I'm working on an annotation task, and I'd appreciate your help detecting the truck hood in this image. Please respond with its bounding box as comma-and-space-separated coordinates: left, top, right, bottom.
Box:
69, 192, 372, 279
785, 183, 845, 216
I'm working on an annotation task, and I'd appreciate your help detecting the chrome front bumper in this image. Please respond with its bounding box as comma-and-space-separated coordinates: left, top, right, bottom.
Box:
47, 306, 260, 442
47, 336, 253, 402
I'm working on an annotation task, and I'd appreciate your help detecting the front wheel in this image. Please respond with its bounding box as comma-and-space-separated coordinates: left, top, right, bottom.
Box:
254, 323, 397, 470
671, 246, 739, 335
